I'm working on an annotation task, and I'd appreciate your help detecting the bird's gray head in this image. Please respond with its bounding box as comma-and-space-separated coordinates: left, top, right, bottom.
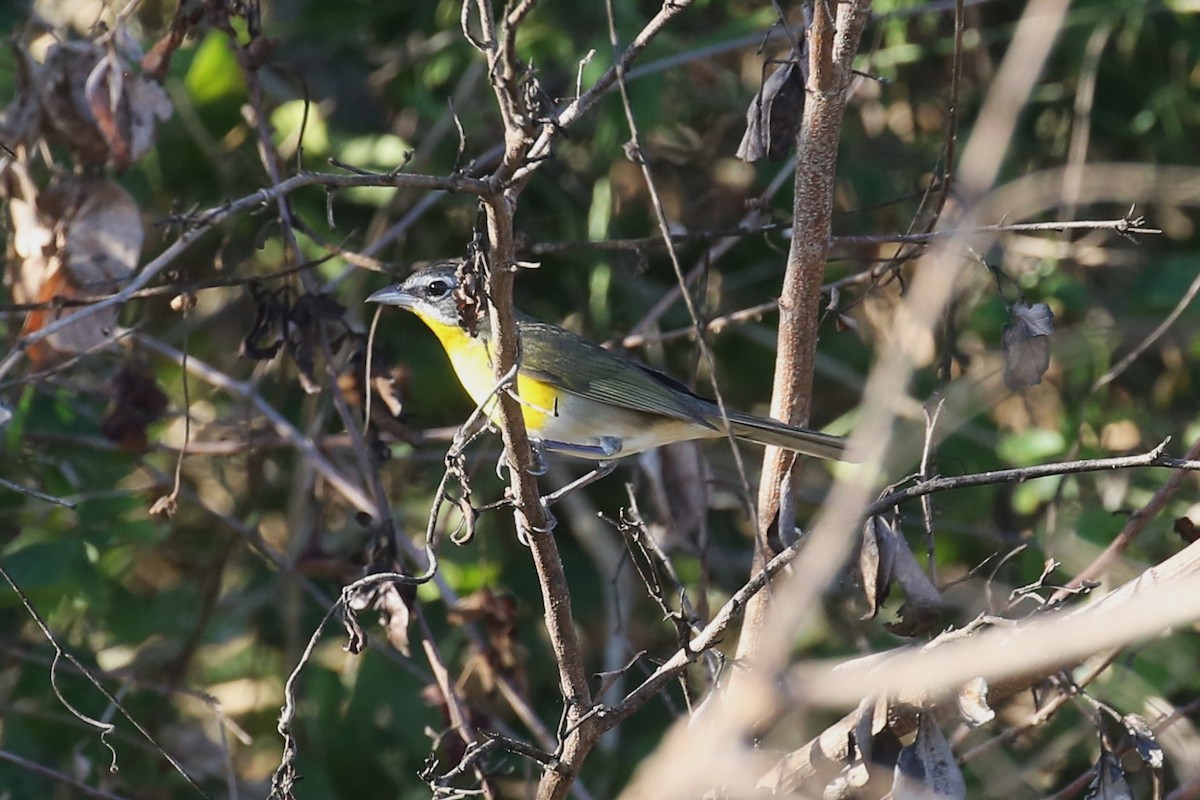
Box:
366, 263, 466, 327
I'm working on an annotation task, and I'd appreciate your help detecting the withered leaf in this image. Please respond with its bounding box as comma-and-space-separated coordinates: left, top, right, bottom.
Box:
859, 516, 897, 620
11, 177, 140, 360
371, 372, 406, 418
288, 293, 348, 394
1085, 749, 1133, 800
860, 517, 945, 635
453, 259, 485, 337
37, 41, 171, 170
38, 42, 113, 166
738, 8, 813, 164
377, 583, 414, 657
348, 580, 415, 657
1121, 713, 1164, 769
892, 713, 966, 800
957, 677, 995, 727
449, 588, 522, 685
448, 588, 517, 634
240, 287, 348, 394
849, 695, 885, 767
84, 51, 172, 170
737, 58, 806, 163
1174, 516, 1199, 544
886, 536, 947, 637
100, 367, 169, 454
1002, 302, 1054, 390
240, 286, 287, 360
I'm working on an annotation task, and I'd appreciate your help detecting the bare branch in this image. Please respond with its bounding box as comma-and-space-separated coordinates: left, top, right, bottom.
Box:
765, 539, 1200, 792
735, 0, 873, 682
869, 439, 1200, 517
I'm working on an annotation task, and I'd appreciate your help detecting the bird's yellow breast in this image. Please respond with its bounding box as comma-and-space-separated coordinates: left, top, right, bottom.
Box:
414, 312, 557, 433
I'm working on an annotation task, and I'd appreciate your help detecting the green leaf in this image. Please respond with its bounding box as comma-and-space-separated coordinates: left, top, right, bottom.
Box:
998, 428, 1066, 466
185, 33, 245, 105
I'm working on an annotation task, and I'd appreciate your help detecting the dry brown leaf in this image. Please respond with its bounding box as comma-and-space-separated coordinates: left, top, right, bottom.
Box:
956, 677, 995, 728
34, 41, 171, 170
859, 517, 945, 635
10, 176, 141, 361
100, 367, 169, 454
737, 7, 812, 163
737, 59, 806, 163
1122, 713, 1164, 769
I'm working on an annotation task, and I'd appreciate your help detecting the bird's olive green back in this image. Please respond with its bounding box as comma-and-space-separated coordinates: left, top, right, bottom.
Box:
510, 318, 718, 430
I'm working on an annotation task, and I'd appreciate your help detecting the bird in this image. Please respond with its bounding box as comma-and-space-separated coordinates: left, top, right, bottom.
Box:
367, 263, 851, 464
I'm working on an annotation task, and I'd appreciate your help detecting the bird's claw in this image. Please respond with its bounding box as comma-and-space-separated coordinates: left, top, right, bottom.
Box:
528, 440, 549, 476
496, 442, 550, 478
516, 500, 557, 545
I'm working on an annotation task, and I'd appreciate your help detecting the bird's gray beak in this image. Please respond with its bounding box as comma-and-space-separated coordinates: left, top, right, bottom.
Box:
366, 285, 414, 307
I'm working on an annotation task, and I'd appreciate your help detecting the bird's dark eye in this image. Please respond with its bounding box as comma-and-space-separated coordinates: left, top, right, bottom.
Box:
425, 279, 452, 299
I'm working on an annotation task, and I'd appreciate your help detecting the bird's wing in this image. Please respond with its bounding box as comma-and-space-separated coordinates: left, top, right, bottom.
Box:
516, 319, 716, 428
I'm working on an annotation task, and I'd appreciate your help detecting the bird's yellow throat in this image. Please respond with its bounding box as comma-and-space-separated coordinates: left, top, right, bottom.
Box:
408, 307, 558, 433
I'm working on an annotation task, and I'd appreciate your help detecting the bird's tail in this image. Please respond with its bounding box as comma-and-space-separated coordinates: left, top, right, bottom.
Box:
719, 410, 853, 461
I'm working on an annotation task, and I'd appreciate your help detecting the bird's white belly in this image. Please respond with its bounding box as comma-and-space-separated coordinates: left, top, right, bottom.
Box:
534, 391, 716, 458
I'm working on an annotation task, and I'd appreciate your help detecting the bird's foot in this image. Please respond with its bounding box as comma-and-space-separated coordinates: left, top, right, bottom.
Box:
528, 440, 549, 476
496, 441, 551, 478
516, 501, 558, 545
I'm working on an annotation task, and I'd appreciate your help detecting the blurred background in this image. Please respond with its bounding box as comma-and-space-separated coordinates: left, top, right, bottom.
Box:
2, 0, 1199, 797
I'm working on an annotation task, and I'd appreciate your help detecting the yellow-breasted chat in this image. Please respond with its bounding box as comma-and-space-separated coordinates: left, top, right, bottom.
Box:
367, 263, 851, 463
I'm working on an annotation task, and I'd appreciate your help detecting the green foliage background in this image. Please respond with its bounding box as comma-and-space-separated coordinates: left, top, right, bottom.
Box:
2, 0, 1199, 797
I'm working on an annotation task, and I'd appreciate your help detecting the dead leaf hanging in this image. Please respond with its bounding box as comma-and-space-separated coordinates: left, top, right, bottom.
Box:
1002, 301, 1055, 390
737, 59, 806, 163
1085, 748, 1133, 800
892, 713, 966, 800
737, 9, 813, 163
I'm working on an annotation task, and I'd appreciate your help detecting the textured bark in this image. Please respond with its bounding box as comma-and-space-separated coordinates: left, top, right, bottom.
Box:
733, 0, 874, 679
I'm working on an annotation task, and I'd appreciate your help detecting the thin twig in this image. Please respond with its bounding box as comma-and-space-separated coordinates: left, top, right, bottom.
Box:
870, 439, 1200, 516
602, 0, 757, 531
0, 476, 76, 507
0, 748, 133, 800
133, 333, 376, 516
1049, 433, 1200, 603
601, 530, 810, 729
0, 564, 210, 798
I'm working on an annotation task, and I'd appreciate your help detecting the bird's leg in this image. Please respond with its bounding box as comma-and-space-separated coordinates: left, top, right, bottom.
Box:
534, 437, 621, 515
513, 439, 623, 542
538, 436, 623, 460
517, 459, 619, 544
540, 459, 618, 508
